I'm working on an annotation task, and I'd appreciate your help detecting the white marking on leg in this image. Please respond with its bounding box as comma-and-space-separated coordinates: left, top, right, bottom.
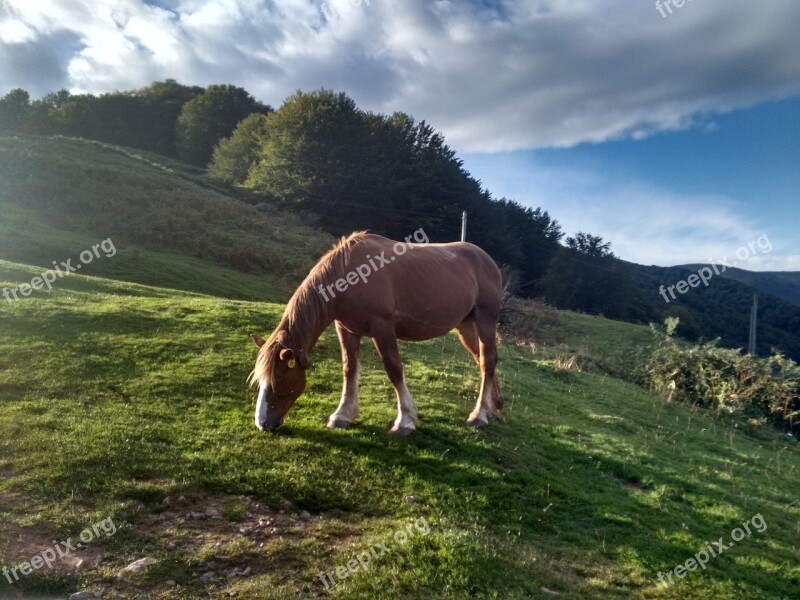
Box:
328, 363, 360, 427
468, 376, 492, 424
255, 383, 269, 430
391, 380, 418, 432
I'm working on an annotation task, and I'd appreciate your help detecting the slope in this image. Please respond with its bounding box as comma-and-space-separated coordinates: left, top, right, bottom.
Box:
0, 135, 332, 302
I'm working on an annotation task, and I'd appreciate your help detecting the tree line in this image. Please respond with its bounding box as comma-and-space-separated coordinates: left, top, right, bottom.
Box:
5, 81, 798, 360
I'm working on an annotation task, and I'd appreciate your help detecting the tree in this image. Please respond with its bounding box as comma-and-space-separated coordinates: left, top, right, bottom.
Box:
137, 80, 204, 157
208, 113, 270, 184
541, 233, 636, 318
566, 232, 614, 257
245, 89, 374, 229
176, 85, 271, 166
0, 89, 30, 134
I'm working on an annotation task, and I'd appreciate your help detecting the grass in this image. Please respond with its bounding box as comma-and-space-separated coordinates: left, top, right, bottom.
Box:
0, 136, 798, 598
0, 260, 798, 599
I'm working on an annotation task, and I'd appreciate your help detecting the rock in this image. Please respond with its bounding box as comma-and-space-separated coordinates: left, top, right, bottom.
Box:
199, 571, 216, 582
93, 591, 104, 599
227, 568, 239, 579
165, 580, 177, 587
163, 495, 172, 506
300, 510, 311, 520
279, 498, 292, 511
75, 559, 85, 571
240, 566, 252, 576
205, 506, 222, 519
69, 592, 95, 600
177, 495, 189, 505
116, 557, 156, 580
404, 495, 417, 504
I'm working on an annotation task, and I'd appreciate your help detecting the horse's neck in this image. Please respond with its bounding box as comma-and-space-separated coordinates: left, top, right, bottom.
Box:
283, 283, 334, 356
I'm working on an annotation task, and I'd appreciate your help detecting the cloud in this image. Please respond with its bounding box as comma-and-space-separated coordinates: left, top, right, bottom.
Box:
1, 0, 799, 151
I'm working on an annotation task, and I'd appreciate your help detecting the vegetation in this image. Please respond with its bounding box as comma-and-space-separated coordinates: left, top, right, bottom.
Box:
0, 136, 331, 300
1, 137, 798, 598
2, 79, 800, 361
639, 317, 800, 434
176, 85, 271, 166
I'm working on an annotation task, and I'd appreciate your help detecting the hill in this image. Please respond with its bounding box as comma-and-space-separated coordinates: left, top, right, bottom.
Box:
630, 263, 800, 360
0, 135, 332, 302
682, 265, 800, 307
1, 137, 798, 598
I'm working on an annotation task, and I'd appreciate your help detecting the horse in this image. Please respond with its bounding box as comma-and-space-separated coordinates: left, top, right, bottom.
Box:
249, 230, 503, 436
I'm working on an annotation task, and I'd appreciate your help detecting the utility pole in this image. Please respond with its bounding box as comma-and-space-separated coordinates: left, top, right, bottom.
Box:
460, 211, 467, 242
748, 292, 758, 355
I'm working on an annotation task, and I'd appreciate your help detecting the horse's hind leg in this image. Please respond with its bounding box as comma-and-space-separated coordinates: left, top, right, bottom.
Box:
371, 327, 418, 436
328, 321, 361, 429
464, 314, 501, 427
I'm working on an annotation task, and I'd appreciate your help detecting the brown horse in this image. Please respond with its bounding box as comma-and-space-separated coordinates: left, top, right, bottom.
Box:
249, 231, 503, 435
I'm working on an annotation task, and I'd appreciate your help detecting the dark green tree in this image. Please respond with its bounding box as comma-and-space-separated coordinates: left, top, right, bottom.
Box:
176, 85, 271, 166
541, 233, 636, 318
0, 89, 30, 133
208, 113, 270, 184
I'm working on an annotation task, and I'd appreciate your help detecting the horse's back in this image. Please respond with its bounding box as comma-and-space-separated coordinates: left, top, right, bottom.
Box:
342, 235, 503, 335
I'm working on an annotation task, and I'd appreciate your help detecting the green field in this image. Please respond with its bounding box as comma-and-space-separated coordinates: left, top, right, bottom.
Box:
1, 137, 798, 599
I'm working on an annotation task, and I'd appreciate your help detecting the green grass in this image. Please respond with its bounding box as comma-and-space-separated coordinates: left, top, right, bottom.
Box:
0, 137, 798, 598
0, 260, 798, 599
0, 135, 333, 302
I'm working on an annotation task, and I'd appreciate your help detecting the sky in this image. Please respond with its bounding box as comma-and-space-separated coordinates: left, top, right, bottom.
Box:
1, 0, 798, 270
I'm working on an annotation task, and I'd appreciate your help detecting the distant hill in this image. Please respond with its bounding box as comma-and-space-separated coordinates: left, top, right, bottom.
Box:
681, 265, 800, 307
630, 263, 800, 360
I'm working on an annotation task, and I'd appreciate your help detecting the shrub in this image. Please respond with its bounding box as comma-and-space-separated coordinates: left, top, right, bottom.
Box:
639, 317, 800, 433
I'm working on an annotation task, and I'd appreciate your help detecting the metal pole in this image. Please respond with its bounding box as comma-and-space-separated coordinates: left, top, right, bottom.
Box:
460, 211, 467, 242
748, 292, 758, 355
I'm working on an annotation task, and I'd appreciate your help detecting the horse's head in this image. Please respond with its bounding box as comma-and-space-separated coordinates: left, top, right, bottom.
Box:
249, 333, 307, 432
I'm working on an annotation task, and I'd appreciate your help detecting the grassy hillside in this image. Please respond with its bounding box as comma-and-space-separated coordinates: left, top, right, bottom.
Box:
1, 138, 798, 599
1, 260, 798, 599
0, 135, 332, 302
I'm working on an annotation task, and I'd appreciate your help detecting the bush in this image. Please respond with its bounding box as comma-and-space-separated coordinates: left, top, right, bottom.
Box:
639, 317, 800, 433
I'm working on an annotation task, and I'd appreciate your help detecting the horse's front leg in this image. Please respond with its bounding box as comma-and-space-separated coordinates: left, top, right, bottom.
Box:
328, 321, 362, 429
371, 327, 418, 436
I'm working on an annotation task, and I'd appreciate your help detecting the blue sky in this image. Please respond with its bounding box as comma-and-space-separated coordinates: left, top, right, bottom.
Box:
462, 97, 800, 269
1, 0, 798, 269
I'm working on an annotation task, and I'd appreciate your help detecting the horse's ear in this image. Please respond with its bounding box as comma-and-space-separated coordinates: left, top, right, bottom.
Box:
251, 334, 266, 348
279, 348, 299, 368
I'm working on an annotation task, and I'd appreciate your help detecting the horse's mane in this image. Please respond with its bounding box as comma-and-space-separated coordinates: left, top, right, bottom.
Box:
249, 231, 368, 386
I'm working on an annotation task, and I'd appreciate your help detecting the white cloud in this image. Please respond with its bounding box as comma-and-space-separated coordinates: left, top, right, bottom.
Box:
1, 0, 799, 151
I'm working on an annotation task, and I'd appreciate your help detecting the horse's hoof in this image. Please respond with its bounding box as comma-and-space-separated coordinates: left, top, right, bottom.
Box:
327, 418, 352, 429
389, 426, 415, 437
466, 418, 489, 428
